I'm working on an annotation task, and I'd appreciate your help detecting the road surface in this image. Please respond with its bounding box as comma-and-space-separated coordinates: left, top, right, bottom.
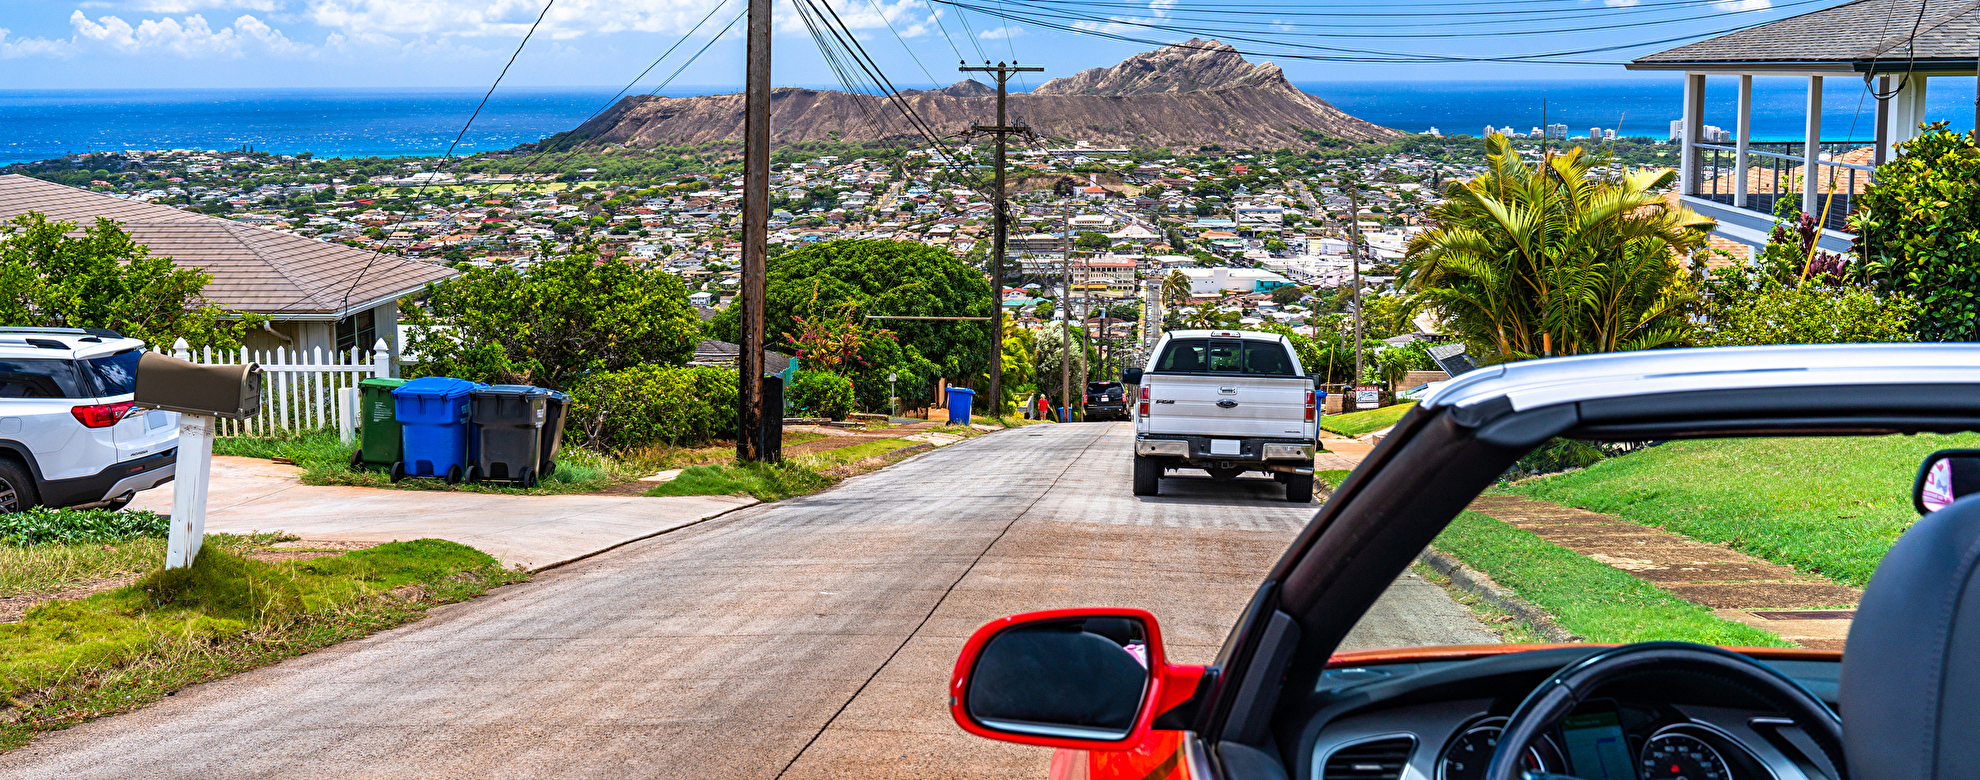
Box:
1, 423, 1494, 779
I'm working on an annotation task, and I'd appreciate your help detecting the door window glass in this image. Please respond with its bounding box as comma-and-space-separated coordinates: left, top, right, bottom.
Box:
0, 359, 87, 398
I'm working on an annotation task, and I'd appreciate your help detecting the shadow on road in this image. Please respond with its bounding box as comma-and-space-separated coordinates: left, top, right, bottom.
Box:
1135, 470, 1308, 506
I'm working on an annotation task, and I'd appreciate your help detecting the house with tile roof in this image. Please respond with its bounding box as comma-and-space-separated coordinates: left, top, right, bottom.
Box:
1629, 0, 1979, 255
0, 174, 453, 360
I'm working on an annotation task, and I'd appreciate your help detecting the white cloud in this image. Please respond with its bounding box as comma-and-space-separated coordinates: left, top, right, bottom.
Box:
70, 11, 309, 57
1603, 0, 1641, 7
307, 0, 935, 40
1711, 0, 1770, 9
0, 28, 76, 58
138, 0, 283, 12
979, 25, 1022, 40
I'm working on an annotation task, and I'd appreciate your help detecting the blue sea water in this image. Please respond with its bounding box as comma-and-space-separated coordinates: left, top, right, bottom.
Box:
3, 79, 1974, 165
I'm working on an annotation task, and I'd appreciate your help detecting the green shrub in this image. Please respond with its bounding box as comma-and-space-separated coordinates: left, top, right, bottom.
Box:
1853, 122, 1980, 341
0, 508, 169, 546
786, 370, 854, 419
569, 364, 738, 451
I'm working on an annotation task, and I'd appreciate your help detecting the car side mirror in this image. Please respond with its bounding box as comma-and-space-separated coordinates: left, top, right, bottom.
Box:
950, 608, 1207, 750
1122, 368, 1144, 385
1915, 449, 1980, 513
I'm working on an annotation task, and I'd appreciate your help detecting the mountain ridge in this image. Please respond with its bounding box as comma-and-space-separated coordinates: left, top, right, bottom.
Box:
553, 40, 1399, 150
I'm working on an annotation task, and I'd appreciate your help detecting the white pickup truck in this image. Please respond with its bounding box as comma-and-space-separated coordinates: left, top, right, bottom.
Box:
1122, 329, 1319, 502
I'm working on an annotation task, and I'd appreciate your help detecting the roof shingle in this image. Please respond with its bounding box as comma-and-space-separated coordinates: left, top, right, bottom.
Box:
0, 174, 454, 317
1633, 0, 1980, 70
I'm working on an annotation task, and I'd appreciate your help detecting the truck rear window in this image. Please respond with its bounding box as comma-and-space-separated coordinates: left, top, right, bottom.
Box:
0, 359, 88, 398
1153, 339, 1297, 376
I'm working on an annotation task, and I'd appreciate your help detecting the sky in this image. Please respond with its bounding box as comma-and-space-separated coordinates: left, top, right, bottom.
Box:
0, 0, 1862, 90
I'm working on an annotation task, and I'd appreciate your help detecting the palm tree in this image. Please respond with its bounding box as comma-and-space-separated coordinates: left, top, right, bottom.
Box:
1161, 270, 1193, 307
1402, 134, 1712, 361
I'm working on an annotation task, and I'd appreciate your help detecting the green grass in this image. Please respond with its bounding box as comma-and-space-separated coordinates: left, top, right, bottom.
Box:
1, 533, 288, 600
1503, 434, 1980, 588
0, 507, 169, 546
1320, 403, 1415, 437
1, 539, 526, 750
1432, 511, 1790, 647
213, 429, 635, 495
1316, 469, 1352, 491
643, 461, 833, 501
801, 438, 923, 466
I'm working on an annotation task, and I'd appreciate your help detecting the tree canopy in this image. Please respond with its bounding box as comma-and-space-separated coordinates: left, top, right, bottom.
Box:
1402, 134, 1710, 362
0, 212, 263, 348
1853, 123, 1980, 341
402, 251, 701, 389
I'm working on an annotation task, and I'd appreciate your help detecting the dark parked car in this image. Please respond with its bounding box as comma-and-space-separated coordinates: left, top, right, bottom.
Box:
949, 343, 1979, 780
1086, 380, 1128, 421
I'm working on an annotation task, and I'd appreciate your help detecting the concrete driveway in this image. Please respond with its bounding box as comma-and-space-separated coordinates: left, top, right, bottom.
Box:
128, 457, 756, 570
5, 422, 1493, 779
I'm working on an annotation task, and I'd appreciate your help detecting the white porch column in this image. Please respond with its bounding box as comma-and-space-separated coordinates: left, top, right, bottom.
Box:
1735, 74, 1753, 209
1681, 73, 1706, 196
1876, 75, 1892, 166
1803, 75, 1823, 217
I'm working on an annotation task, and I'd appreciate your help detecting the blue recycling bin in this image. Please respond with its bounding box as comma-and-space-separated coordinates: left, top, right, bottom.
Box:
391, 376, 484, 484
946, 387, 975, 425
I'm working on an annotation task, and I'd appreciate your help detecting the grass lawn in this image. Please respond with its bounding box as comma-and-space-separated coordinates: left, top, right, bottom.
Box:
1316, 469, 1353, 492
646, 433, 945, 501
1433, 511, 1789, 647
2, 536, 525, 750
1320, 403, 1415, 437
1503, 434, 1980, 588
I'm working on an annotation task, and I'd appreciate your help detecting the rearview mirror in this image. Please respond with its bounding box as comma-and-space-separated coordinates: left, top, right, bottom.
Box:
1915, 449, 1980, 514
1122, 368, 1144, 385
949, 608, 1207, 750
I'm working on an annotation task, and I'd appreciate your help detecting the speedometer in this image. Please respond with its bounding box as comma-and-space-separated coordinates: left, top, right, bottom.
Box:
1438, 721, 1548, 780
1639, 732, 1731, 780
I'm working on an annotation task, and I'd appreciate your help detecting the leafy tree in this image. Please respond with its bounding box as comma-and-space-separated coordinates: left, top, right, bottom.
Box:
997, 319, 1035, 415
1271, 284, 1306, 306
1263, 238, 1288, 252
1853, 122, 1980, 341
402, 251, 700, 389
0, 212, 264, 347
1161, 270, 1194, 306
1403, 134, 1710, 362
786, 370, 854, 420
1032, 299, 1055, 322
710, 239, 992, 386
1699, 209, 1916, 346
1033, 325, 1087, 409
1076, 232, 1111, 250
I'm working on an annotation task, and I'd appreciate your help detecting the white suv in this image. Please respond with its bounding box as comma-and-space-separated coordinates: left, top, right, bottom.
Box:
0, 328, 179, 513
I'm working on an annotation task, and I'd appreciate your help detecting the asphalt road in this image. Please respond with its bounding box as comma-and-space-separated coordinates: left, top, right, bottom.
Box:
1, 422, 1494, 780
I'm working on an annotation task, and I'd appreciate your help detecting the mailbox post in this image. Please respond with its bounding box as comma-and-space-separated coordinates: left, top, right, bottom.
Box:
133, 347, 262, 570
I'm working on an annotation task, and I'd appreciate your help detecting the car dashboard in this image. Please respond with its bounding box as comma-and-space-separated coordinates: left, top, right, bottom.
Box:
1296, 647, 1842, 780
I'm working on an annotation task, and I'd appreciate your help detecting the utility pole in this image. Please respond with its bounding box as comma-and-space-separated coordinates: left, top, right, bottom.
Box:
1062, 203, 1073, 423
1346, 176, 1364, 404
959, 61, 1040, 419
737, 0, 772, 462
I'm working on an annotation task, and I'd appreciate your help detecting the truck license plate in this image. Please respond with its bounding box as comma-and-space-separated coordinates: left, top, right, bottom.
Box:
1210, 439, 1240, 455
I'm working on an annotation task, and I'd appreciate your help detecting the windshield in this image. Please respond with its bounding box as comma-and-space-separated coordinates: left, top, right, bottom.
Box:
1153, 338, 1298, 376
1339, 432, 1951, 655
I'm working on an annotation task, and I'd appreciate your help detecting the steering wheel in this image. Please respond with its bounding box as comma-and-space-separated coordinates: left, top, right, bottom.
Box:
1483, 642, 1846, 780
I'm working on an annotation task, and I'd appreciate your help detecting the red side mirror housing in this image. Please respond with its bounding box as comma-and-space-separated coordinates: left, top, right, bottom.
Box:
949, 607, 1209, 751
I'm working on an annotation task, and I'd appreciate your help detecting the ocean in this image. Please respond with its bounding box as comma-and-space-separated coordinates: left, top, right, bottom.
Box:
3, 78, 1974, 165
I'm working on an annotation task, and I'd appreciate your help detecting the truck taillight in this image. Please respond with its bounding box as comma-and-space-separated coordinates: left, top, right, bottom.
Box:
1139, 386, 1150, 418
72, 401, 134, 428
1304, 390, 1315, 422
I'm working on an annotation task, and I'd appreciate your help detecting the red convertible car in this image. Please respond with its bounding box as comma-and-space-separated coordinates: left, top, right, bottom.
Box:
950, 344, 1980, 780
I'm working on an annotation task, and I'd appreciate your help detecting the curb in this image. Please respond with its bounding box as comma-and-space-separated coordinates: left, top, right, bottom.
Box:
1418, 548, 1581, 643
531, 499, 760, 573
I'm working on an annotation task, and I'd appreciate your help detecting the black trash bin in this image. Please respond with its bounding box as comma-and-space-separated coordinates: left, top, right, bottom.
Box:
538, 389, 570, 477
470, 385, 548, 487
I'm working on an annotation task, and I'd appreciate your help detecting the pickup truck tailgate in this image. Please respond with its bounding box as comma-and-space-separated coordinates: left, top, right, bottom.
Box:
1143, 374, 1309, 438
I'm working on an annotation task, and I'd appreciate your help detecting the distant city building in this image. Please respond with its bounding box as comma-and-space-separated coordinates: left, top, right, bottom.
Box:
1426, 127, 1442, 137
1546, 124, 1569, 139
1483, 125, 1497, 137
1529, 127, 1544, 138
1591, 127, 1604, 139
1604, 128, 1617, 140
1669, 120, 1732, 142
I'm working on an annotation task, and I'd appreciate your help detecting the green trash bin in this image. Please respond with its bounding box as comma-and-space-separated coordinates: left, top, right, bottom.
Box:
351, 377, 407, 471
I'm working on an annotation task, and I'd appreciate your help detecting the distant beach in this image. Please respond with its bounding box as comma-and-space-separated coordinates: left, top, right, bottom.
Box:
2, 79, 1972, 166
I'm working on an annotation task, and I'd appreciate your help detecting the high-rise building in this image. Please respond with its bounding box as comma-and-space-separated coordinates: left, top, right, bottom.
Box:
1483, 125, 1497, 137
1590, 127, 1604, 140
1426, 127, 1442, 137
1529, 126, 1545, 138
1670, 119, 1685, 141
1604, 129, 1616, 141
1546, 123, 1569, 139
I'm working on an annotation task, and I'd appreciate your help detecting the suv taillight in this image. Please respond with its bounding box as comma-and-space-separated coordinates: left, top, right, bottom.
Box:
72, 401, 134, 428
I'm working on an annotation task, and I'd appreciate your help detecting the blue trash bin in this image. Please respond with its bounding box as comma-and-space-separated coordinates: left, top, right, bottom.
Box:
392, 376, 484, 484
946, 387, 975, 425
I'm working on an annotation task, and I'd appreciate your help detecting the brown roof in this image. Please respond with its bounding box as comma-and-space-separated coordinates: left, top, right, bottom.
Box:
0, 174, 453, 318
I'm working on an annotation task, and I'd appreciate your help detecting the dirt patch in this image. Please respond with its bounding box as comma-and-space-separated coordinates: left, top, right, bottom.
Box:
0, 575, 140, 624
782, 436, 867, 456
1469, 493, 1864, 647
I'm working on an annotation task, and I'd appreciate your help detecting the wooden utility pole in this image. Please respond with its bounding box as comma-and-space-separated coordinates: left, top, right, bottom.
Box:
1062, 203, 1073, 422
1346, 177, 1364, 398
737, 0, 772, 462
959, 62, 1040, 419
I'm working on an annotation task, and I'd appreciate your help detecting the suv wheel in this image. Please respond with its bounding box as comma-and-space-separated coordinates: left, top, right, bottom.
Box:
0, 459, 39, 513
1132, 455, 1161, 496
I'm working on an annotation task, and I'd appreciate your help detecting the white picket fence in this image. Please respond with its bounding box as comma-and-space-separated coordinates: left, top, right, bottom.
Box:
158, 337, 392, 440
